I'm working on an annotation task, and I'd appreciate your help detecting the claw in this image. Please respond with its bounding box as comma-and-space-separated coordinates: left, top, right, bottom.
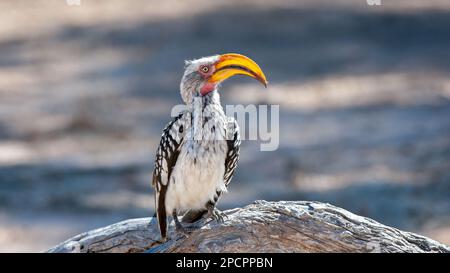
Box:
174, 217, 190, 237
175, 224, 190, 237
176, 222, 202, 236
173, 211, 202, 237
208, 207, 228, 223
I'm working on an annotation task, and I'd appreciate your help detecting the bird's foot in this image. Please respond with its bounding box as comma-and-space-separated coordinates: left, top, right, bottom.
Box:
174, 211, 201, 237
184, 221, 205, 230
175, 221, 202, 237
149, 214, 158, 226
175, 222, 190, 237
207, 207, 228, 224
154, 237, 168, 244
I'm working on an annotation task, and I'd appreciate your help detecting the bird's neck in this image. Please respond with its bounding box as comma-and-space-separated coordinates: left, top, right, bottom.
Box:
189, 90, 222, 113
189, 90, 226, 142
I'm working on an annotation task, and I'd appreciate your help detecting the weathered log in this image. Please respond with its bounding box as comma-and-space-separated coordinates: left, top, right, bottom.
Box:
47, 200, 450, 253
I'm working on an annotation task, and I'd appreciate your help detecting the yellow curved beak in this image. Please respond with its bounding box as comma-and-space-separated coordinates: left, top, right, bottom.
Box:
209, 53, 268, 87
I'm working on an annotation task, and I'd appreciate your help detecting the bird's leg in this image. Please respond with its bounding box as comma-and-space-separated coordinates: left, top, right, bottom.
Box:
172, 210, 188, 235
149, 212, 157, 225
206, 202, 228, 224
172, 210, 200, 236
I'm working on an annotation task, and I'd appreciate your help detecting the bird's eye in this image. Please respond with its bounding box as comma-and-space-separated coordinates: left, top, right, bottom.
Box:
200, 66, 209, 73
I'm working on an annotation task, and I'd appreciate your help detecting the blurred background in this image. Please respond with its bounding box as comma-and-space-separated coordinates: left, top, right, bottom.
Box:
1, 0, 450, 252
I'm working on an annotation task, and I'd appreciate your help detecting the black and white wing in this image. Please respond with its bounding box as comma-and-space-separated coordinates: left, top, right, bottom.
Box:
223, 118, 241, 188
152, 112, 186, 239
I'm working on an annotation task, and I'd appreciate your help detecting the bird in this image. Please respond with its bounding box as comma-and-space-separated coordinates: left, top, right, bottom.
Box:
151, 53, 267, 240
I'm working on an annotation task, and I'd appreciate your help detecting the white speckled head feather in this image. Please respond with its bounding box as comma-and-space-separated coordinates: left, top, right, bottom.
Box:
180, 55, 220, 104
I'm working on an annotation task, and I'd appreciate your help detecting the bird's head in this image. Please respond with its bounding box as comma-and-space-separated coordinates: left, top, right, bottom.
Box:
180, 53, 268, 104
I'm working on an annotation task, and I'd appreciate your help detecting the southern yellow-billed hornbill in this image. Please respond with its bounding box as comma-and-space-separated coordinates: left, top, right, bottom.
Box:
151, 53, 267, 240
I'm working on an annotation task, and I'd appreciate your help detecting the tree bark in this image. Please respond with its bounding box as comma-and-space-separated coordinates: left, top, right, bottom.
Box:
47, 200, 450, 253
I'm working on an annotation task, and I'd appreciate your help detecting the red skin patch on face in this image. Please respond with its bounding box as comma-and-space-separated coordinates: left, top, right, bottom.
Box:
200, 82, 216, 96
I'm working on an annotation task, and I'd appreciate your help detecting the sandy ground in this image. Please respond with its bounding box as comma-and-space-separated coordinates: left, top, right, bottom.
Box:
0, 0, 450, 252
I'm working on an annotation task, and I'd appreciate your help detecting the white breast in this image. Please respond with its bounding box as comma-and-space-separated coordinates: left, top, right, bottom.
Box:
164, 113, 228, 214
